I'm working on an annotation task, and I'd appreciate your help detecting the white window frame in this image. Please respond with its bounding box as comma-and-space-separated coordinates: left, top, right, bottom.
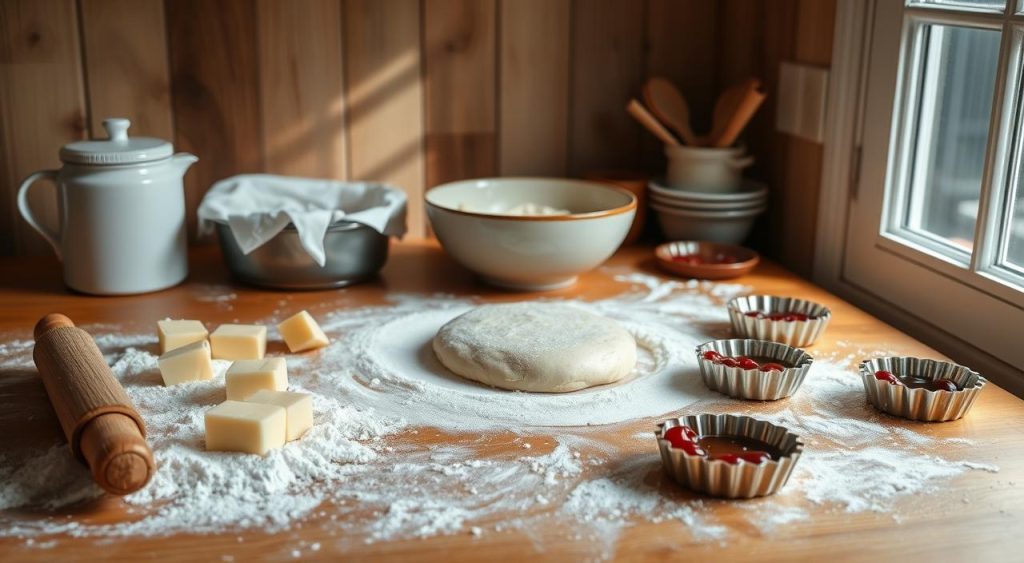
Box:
881, 5, 1024, 298
815, 0, 1024, 395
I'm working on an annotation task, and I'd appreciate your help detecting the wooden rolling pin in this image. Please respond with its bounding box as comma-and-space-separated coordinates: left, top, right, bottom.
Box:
33, 313, 154, 495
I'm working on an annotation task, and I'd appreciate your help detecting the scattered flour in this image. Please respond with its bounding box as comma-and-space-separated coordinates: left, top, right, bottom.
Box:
0, 272, 1001, 557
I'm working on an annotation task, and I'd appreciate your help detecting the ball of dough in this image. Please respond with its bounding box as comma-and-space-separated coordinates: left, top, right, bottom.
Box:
432, 302, 637, 393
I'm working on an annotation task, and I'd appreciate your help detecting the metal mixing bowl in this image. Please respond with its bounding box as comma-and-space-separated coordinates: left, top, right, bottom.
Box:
213, 220, 388, 289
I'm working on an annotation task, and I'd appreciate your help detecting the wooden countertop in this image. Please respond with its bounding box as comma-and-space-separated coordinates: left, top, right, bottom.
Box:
1, 241, 1022, 561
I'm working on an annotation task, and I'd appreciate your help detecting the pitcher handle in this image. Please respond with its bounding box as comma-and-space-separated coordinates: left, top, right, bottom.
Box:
17, 169, 62, 260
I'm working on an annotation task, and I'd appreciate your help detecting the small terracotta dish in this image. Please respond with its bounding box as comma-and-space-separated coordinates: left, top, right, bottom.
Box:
858, 357, 987, 422
655, 241, 759, 280
656, 413, 803, 499
696, 339, 813, 401
727, 295, 831, 347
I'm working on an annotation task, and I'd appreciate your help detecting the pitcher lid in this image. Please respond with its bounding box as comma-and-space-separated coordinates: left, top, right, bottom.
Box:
60, 118, 174, 165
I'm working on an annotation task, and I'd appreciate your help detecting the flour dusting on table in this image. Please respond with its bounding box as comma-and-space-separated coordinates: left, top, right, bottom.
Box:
0, 273, 998, 558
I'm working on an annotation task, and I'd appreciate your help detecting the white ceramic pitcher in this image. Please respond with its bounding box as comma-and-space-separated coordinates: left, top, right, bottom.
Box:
17, 118, 197, 295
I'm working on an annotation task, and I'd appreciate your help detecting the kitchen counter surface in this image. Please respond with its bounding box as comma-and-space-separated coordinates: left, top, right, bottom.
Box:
1, 240, 1022, 561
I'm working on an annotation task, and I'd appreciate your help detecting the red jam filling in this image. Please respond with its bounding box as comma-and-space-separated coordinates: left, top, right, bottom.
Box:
702, 351, 788, 372
743, 311, 817, 322
873, 370, 960, 391
663, 426, 776, 465
663, 425, 706, 456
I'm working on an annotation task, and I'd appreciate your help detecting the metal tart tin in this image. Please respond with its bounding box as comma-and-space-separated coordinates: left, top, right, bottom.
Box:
696, 339, 813, 401
858, 357, 987, 422
727, 295, 831, 347
213, 220, 388, 290
656, 413, 804, 499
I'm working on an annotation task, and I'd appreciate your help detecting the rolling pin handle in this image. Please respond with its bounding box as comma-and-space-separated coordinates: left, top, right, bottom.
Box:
34, 313, 74, 339
80, 413, 155, 495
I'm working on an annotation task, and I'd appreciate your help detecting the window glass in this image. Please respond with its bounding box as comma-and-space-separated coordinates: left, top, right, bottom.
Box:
909, 0, 1005, 10
898, 25, 1001, 253
1004, 183, 1024, 269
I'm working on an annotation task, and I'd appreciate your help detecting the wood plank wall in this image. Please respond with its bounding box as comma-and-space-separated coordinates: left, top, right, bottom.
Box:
718, 0, 837, 279
0, 0, 835, 279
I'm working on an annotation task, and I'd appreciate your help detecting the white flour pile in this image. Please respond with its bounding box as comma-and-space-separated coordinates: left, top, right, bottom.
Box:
0, 272, 1000, 558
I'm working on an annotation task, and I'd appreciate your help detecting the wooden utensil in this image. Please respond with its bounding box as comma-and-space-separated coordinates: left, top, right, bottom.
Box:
642, 77, 700, 146
712, 79, 766, 148
626, 99, 681, 147
33, 313, 154, 495
709, 78, 761, 146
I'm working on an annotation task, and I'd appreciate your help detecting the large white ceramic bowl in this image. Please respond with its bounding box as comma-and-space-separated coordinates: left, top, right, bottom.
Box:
426, 177, 637, 290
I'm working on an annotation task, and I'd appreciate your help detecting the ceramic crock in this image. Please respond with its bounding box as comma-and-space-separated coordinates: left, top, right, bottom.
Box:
664, 145, 754, 192
17, 118, 197, 295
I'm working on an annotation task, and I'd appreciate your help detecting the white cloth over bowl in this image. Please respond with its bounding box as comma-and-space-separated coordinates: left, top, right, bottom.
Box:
197, 174, 407, 266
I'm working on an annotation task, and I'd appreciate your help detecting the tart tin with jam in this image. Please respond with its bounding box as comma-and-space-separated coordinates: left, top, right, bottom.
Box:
696, 339, 813, 401
858, 357, 987, 422
656, 413, 804, 499
727, 295, 831, 348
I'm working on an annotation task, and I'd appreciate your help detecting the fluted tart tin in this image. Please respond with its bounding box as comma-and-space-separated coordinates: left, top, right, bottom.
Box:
656, 414, 803, 499
696, 339, 813, 401
727, 295, 831, 347
859, 357, 987, 422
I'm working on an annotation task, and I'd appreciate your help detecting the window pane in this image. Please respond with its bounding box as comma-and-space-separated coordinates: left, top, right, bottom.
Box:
1005, 185, 1024, 269
910, 0, 1005, 9
899, 25, 1000, 253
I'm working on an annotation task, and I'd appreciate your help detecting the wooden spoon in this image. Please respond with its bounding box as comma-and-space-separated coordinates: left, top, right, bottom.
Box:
625, 99, 680, 146
642, 77, 700, 146
712, 79, 766, 148
709, 78, 760, 146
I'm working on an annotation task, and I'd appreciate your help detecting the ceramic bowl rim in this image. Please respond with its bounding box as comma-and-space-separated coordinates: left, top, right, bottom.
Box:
649, 179, 769, 202
425, 177, 637, 222
651, 202, 766, 218
649, 193, 767, 210
663, 144, 747, 158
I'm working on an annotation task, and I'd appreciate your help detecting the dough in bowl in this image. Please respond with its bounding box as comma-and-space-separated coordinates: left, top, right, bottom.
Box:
432, 302, 637, 392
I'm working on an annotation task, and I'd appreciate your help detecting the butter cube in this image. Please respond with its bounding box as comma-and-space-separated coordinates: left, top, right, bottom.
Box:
205, 400, 286, 455
157, 319, 208, 354
225, 358, 288, 400
210, 324, 266, 360
157, 340, 214, 386
277, 311, 329, 353
247, 390, 313, 441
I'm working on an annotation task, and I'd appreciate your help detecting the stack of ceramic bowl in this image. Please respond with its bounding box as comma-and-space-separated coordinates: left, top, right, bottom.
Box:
649, 178, 768, 244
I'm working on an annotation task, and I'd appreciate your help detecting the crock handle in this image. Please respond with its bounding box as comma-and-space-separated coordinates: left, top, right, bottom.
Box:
729, 155, 755, 169
17, 169, 62, 260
